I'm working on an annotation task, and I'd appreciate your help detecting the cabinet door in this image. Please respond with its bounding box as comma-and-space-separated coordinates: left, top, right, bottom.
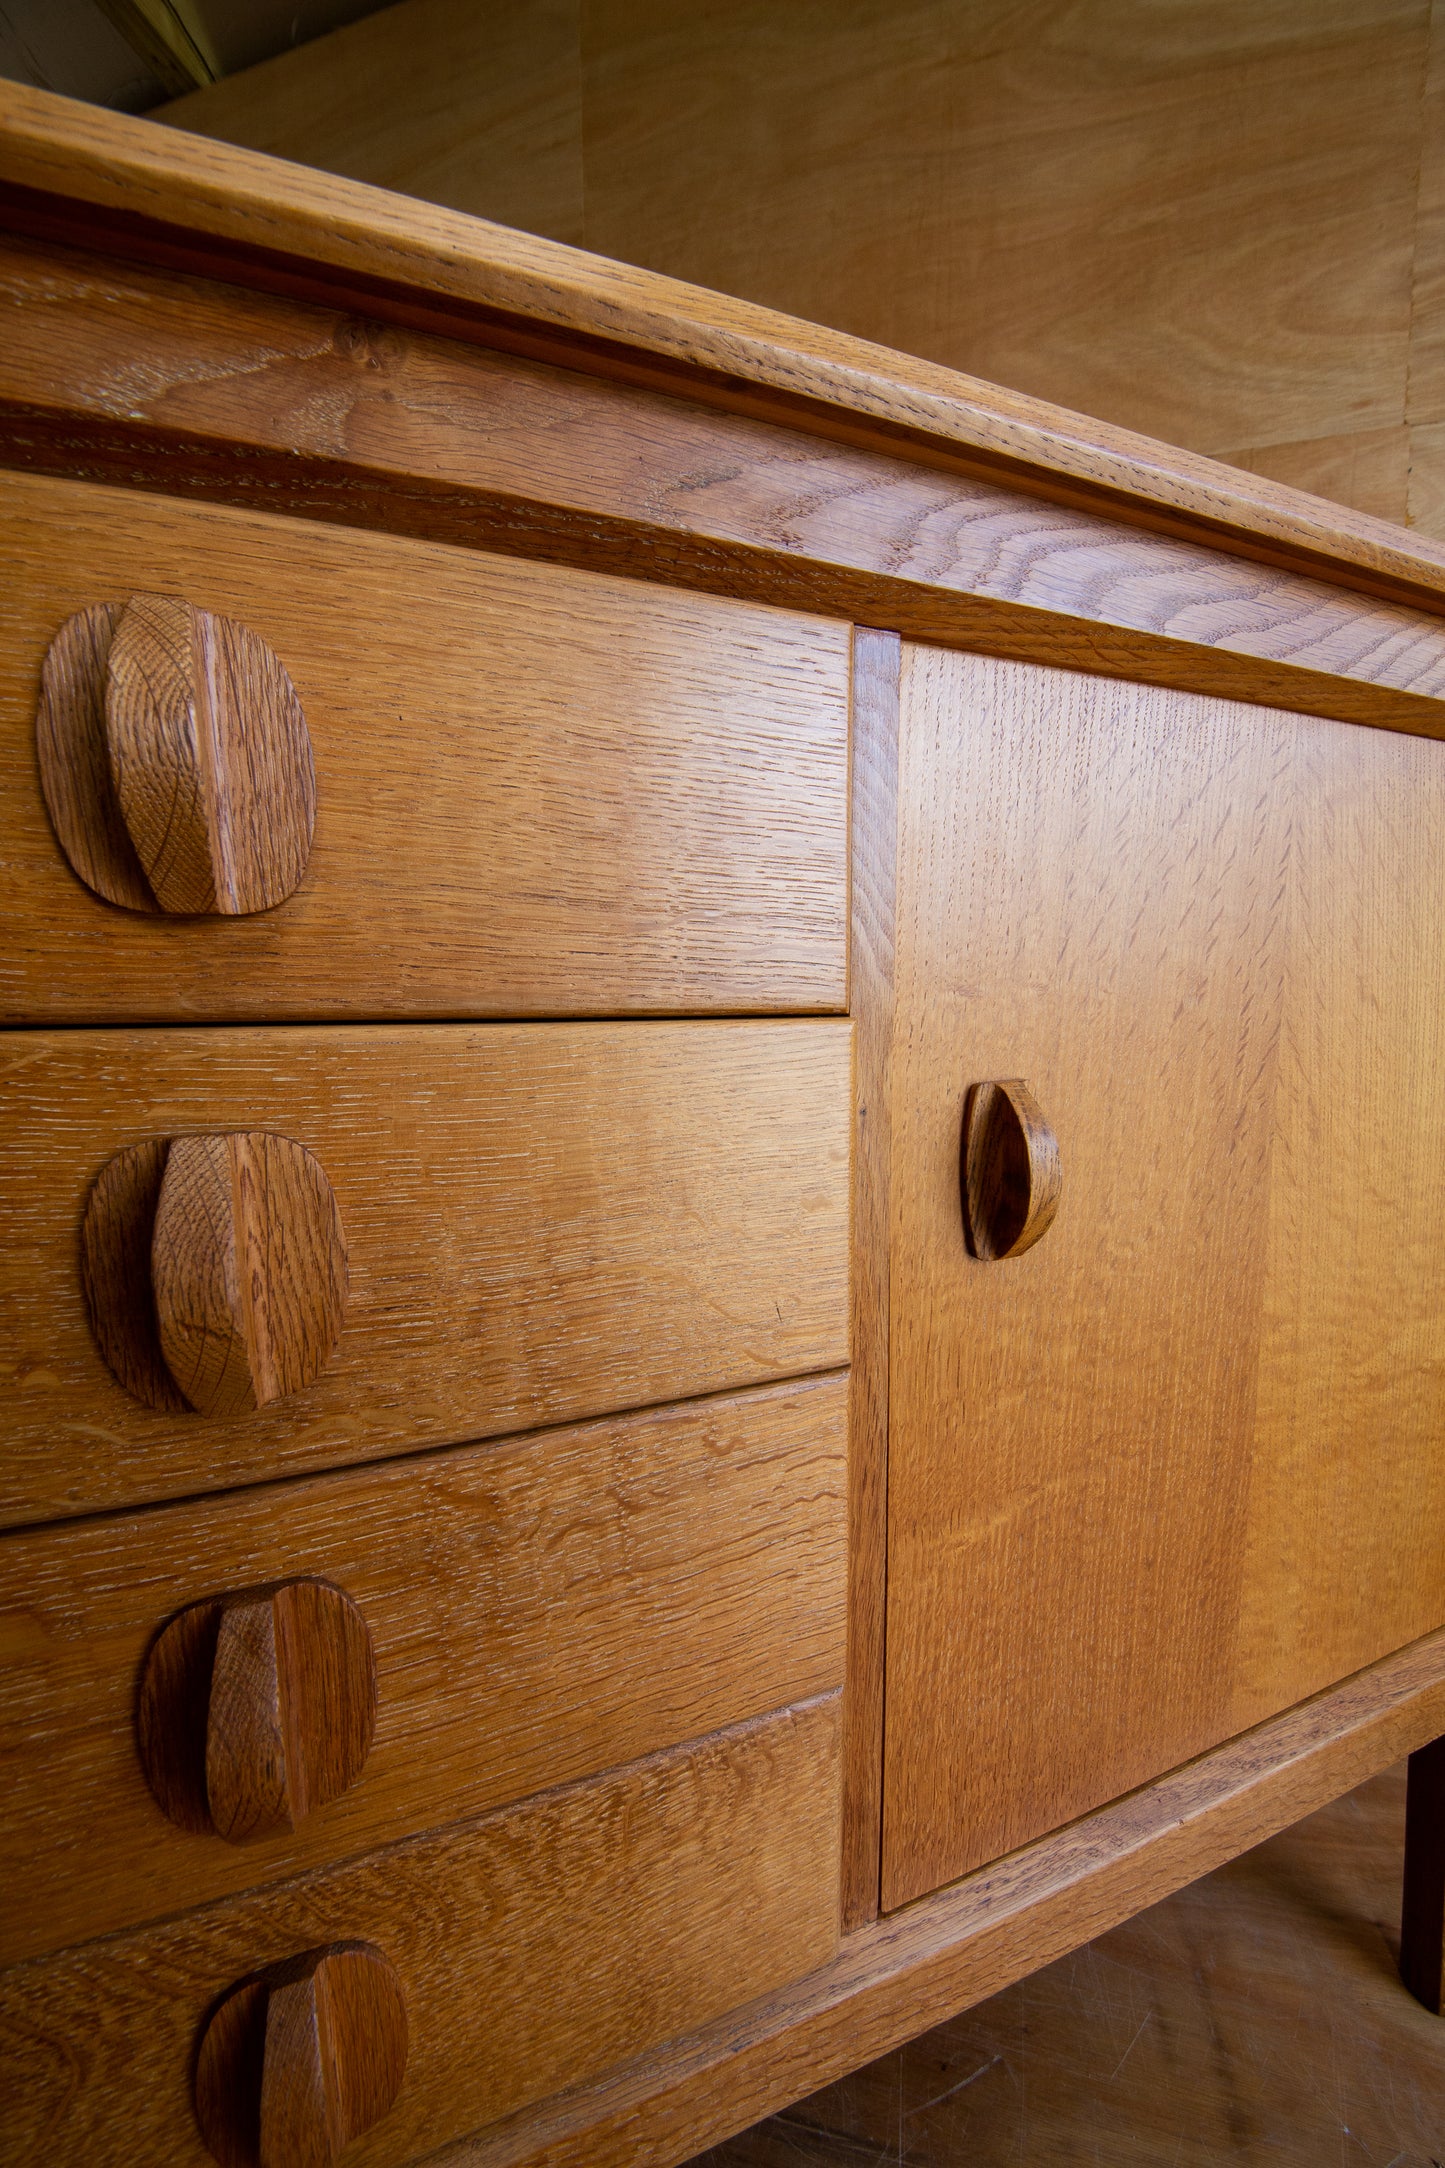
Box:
882, 645, 1445, 1910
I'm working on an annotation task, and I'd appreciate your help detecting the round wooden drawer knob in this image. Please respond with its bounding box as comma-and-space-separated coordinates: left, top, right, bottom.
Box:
36, 592, 315, 915
139, 1578, 377, 1843
196, 1942, 407, 2168
961, 1079, 1062, 1260
81, 1131, 348, 1415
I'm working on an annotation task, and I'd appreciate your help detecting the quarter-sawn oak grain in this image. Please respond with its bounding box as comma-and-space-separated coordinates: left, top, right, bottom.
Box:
883, 645, 1445, 1908
840, 626, 898, 1933
5, 238, 1445, 742
4, 77, 1445, 611
0, 1376, 844, 1963
1, 468, 848, 1023
0, 1020, 849, 1525
0, 1696, 842, 2168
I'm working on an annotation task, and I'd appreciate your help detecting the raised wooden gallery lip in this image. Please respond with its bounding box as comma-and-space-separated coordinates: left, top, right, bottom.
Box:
3, 79, 1445, 616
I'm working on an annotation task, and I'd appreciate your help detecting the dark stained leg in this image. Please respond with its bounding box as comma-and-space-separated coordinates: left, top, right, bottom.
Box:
1401, 1734, 1445, 2012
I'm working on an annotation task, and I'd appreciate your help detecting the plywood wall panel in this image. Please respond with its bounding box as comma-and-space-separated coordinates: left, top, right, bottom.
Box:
162, 0, 585, 244
1212, 427, 1412, 528
580, 0, 1426, 458
157, 0, 1445, 532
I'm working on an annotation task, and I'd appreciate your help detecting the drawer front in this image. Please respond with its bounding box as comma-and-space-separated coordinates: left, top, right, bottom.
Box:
0, 1375, 845, 1964
0, 469, 848, 1022
882, 646, 1445, 1909
0, 1019, 849, 1524
0, 1697, 840, 2167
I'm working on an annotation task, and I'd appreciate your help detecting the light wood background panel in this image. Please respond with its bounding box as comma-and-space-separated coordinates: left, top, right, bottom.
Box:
0, 1375, 845, 1964
0, 1019, 850, 1525
882, 646, 1445, 1908
159, 0, 1445, 536
0, 1697, 841, 2168
0, 470, 848, 1022
162, 0, 586, 243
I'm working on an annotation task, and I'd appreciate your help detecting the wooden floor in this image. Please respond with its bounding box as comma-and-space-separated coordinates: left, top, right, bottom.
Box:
691, 1763, 1445, 2166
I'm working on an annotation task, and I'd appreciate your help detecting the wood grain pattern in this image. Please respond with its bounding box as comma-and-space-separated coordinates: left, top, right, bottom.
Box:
1216, 423, 1413, 527
1408, 2, 1445, 439
137, 1579, 378, 1845
158, 1, 1445, 538
959, 1079, 1062, 1263
882, 645, 1445, 1909
145, 1132, 349, 1416
0, 1375, 845, 1962
32, 597, 156, 911
1230, 700, 1445, 1722
196, 1942, 409, 2168
577, 1, 1423, 452
0, 1019, 849, 1525
78, 1132, 188, 1412
1409, 416, 1445, 540
840, 626, 897, 1935
1399, 1731, 1445, 2012
6, 247, 1445, 746
700, 1761, 1445, 2167
161, 0, 586, 248
1, 468, 849, 1023
5, 78, 1445, 611
422, 1624, 1445, 2168
0, 1696, 842, 2168
100, 591, 315, 915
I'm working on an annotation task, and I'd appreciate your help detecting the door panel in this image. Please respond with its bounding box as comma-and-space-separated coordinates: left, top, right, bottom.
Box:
882, 645, 1445, 1909
1239, 712, 1445, 1707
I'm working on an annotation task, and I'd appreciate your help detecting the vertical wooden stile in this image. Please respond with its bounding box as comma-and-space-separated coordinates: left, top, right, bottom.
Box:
842, 626, 901, 1930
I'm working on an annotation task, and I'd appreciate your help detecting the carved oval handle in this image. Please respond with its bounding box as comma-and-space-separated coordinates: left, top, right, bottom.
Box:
961, 1079, 1061, 1260
81, 1131, 348, 1415
196, 1942, 407, 2168
138, 1579, 377, 1844
36, 594, 315, 915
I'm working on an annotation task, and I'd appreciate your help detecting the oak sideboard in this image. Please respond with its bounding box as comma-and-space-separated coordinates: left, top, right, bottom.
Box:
4, 75, 1445, 2168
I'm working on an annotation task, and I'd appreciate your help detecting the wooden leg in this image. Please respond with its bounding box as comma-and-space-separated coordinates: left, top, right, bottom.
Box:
1401, 1734, 1445, 2012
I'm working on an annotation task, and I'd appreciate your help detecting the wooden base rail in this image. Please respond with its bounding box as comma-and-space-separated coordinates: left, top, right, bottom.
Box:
436, 1625, 1445, 2168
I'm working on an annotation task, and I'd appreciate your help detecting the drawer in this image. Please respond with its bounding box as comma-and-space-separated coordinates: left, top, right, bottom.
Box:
0, 1696, 840, 2167
0, 468, 848, 1023
0, 1019, 850, 1524
0, 1375, 845, 1964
